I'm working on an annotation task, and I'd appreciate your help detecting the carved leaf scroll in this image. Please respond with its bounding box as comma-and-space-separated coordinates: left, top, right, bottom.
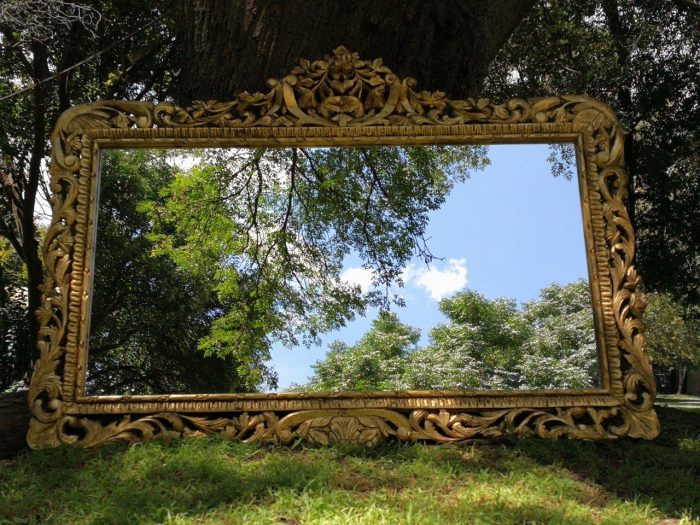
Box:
28, 47, 659, 449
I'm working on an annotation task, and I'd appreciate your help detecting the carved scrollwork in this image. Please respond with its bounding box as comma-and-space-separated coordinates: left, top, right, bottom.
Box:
28, 47, 659, 449
34, 404, 660, 449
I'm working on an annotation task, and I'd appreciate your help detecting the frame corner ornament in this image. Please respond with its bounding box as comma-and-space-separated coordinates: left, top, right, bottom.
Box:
29, 47, 659, 449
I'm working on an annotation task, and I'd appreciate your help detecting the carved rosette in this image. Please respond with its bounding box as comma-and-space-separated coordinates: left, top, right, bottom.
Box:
28, 47, 659, 449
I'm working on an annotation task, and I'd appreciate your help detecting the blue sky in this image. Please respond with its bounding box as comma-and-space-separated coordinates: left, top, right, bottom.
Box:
267, 143, 589, 391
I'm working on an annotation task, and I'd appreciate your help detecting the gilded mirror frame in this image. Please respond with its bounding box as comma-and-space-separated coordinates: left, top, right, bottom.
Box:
28, 47, 659, 448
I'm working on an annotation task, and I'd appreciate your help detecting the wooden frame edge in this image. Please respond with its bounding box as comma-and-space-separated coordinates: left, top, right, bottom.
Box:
27, 46, 659, 448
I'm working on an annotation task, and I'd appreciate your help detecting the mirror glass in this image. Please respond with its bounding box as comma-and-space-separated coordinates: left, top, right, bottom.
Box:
86, 143, 600, 395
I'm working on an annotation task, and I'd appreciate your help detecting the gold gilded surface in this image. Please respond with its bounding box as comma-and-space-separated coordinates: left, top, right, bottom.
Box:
28, 47, 659, 448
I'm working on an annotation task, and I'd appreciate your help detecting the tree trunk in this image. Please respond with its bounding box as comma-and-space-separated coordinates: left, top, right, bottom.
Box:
176, 0, 535, 102
0, 391, 29, 459
677, 363, 687, 395
19, 41, 50, 378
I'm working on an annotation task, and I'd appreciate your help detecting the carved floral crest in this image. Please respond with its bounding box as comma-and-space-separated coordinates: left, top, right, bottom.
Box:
30, 48, 658, 449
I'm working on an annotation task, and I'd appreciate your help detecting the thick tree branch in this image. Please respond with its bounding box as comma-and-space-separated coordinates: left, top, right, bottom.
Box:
56, 21, 82, 115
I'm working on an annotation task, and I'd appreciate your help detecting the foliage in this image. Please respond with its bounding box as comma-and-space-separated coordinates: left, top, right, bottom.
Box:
305, 280, 600, 391
644, 292, 700, 394
485, 0, 700, 310
413, 280, 598, 390
0, 238, 28, 391
405, 292, 530, 390
645, 293, 700, 368
0, 1, 179, 387
1, 405, 698, 524
304, 310, 420, 391
131, 146, 485, 392
88, 149, 253, 394
519, 281, 599, 389
1, 0, 698, 397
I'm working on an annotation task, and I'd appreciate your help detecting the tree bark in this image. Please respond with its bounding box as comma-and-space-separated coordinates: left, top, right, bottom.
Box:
677, 363, 687, 395
176, 0, 535, 102
22, 41, 50, 376
601, 0, 637, 230
0, 391, 29, 459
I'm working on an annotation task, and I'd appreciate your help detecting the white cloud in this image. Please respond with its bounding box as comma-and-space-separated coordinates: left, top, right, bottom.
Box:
411, 258, 468, 301
342, 258, 468, 300
341, 267, 374, 293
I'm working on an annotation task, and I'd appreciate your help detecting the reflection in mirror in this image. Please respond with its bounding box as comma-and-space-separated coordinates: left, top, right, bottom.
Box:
86, 144, 600, 395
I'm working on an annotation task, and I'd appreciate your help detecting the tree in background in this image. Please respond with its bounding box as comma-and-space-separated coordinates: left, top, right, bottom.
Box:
304, 280, 601, 391
1, 0, 178, 390
0, 240, 28, 391
2, 1, 698, 391
304, 311, 420, 392
644, 293, 700, 394
484, 0, 700, 311
1, 0, 525, 393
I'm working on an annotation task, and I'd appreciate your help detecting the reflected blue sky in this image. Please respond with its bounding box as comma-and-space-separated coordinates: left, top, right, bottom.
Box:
267, 143, 588, 390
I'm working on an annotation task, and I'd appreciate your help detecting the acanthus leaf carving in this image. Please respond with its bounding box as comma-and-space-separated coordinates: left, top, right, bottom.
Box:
29, 47, 659, 449
35, 403, 661, 450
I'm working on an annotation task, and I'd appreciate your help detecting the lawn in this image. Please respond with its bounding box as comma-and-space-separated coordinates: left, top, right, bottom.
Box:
657, 395, 700, 414
0, 407, 698, 525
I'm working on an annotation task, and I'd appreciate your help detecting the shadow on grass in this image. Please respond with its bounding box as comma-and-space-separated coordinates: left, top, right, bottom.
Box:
1, 407, 697, 524
513, 407, 700, 518
0, 440, 334, 524
1, 438, 588, 524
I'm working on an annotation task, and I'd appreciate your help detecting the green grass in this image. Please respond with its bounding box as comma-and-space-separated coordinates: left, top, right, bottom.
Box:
0, 407, 698, 525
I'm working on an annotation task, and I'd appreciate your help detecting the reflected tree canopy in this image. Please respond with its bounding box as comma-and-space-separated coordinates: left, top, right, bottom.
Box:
303, 280, 599, 392
88, 146, 488, 394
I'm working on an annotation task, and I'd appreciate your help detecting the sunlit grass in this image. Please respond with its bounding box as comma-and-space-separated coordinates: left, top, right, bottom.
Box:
0, 407, 697, 524
657, 394, 700, 414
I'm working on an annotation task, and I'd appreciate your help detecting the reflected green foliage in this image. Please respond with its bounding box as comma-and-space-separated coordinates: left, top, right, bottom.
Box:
91, 146, 486, 393
303, 311, 420, 391
547, 143, 577, 180
304, 280, 599, 391
519, 280, 599, 389
406, 292, 531, 390
89, 150, 249, 394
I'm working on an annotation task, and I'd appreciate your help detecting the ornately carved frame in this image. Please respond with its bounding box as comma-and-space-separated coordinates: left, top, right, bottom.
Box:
28, 47, 659, 448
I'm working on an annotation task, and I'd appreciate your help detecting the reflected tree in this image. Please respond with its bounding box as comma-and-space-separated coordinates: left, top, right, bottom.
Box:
302, 310, 420, 391
90, 146, 486, 393
303, 280, 599, 391
89, 150, 251, 394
